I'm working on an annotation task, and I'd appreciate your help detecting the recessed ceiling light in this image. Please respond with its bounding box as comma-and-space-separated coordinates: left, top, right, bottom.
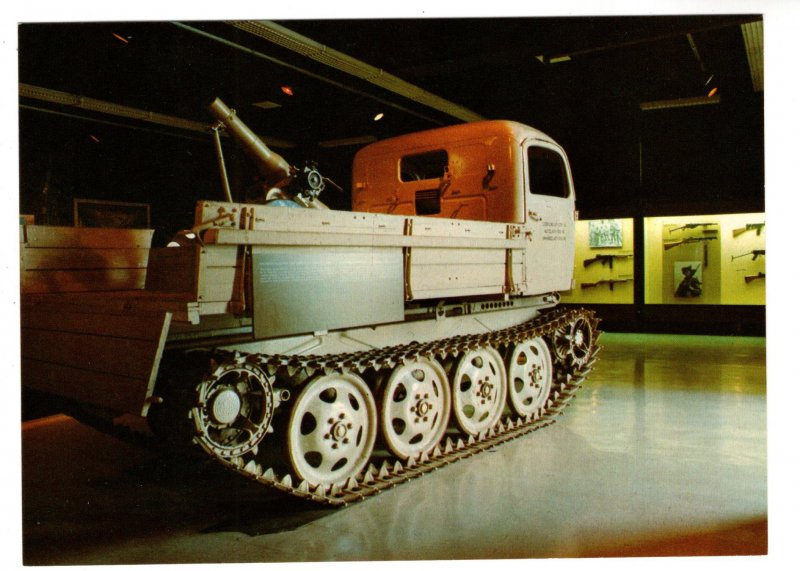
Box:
373, 112, 384, 121
253, 100, 282, 110
640, 95, 721, 111
281, 86, 294, 96
319, 135, 378, 148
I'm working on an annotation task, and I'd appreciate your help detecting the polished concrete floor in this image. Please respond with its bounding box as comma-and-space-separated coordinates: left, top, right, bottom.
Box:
20, 333, 769, 564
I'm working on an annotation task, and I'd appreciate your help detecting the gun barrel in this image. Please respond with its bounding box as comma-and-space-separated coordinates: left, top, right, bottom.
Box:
207, 97, 293, 189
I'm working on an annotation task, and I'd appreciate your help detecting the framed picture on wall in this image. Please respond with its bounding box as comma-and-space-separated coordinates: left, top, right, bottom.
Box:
588, 219, 623, 248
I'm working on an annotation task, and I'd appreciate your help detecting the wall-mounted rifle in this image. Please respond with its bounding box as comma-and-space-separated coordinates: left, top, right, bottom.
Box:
732, 223, 765, 237
580, 278, 633, 291
668, 223, 716, 233
663, 236, 718, 250
731, 249, 765, 262
582, 253, 633, 269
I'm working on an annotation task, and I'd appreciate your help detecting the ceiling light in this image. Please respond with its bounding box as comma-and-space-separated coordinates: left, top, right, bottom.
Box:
707, 87, 718, 97
281, 86, 294, 96
318, 135, 378, 148
640, 94, 721, 111
535, 55, 571, 64
373, 112, 384, 121
112, 33, 129, 44
253, 100, 281, 110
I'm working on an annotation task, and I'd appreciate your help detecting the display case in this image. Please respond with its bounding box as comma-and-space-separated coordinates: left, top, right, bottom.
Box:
644, 213, 765, 306
560, 218, 635, 304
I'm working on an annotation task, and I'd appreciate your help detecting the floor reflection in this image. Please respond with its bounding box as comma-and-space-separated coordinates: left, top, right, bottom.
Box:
22, 333, 768, 563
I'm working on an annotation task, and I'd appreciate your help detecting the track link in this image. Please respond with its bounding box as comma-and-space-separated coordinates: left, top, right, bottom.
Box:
209, 307, 601, 507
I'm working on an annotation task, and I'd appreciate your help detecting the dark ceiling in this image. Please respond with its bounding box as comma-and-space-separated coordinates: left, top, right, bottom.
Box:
17, 16, 764, 237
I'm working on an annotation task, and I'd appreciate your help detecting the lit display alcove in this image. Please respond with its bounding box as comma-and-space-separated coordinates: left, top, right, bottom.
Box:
644, 213, 765, 306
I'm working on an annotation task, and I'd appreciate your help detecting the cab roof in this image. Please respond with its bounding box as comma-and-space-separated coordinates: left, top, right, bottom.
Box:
355, 120, 560, 158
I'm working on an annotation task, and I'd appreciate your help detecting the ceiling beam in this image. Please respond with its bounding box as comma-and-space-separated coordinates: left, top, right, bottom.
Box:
741, 21, 764, 92
173, 21, 446, 127
227, 20, 485, 123
18, 83, 297, 148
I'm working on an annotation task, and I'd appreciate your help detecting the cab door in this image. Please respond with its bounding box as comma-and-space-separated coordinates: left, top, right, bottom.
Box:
523, 140, 576, 294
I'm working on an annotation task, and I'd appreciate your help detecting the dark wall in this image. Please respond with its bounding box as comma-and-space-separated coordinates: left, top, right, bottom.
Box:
18, 19, 765, 336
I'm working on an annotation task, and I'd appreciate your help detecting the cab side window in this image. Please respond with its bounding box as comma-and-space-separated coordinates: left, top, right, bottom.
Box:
528, 146, 569, 198
401, 150, 448, 216
400, 150, 448, 182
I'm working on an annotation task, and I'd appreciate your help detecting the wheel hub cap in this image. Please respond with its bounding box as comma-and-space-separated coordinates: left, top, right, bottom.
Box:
414, 398, 431, 418
331, 421, 349, 441
530, 365, 541, 387
326, 413, 353, 447
210, 389, 241, 425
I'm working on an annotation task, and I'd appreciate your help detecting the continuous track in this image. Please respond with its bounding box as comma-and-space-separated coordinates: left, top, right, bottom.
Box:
71, 307, 599, 507
202, 307, 601, 507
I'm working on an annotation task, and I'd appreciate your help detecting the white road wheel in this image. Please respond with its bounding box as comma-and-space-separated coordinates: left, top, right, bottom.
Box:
380, 357, 451, 460
286, 372, 377, 487
451, 347, 507, 435
507, 337, 553, 416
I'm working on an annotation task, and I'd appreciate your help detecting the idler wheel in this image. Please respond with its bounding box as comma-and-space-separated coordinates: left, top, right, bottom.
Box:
552, 315, 595, 367
286, 372, 377, 487
379, 357, 451, 460
507, 337, 553, 416
191, 362, 277, 459
451, 347, 507, 435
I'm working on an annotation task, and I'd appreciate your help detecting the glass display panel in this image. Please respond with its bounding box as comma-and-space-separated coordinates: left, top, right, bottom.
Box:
560, 218, 635, 305
644, 213, 765, 306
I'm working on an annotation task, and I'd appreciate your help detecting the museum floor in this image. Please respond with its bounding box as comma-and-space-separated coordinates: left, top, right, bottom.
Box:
20, 332, 770, 565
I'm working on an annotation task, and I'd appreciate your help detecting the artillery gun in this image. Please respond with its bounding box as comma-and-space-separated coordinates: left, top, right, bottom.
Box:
20, 98, 600, 506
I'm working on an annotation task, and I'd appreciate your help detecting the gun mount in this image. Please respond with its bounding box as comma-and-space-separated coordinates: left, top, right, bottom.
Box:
207, 97, 330, 209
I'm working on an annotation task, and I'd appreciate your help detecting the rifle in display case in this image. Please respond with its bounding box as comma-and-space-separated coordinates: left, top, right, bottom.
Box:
668, 223, 716, 233
731, 249, 765, 262
580, 278, 633, 291
732, 223, 765, 237
663, 236, 718, 250
582, 253, 633, 269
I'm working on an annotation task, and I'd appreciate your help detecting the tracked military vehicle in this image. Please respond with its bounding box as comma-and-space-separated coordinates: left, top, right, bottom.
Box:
20, 98, 600, 506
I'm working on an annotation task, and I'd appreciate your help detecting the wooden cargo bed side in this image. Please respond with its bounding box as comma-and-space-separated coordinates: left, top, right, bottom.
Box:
20, 305, 172, 416
20, 225, 154, 294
